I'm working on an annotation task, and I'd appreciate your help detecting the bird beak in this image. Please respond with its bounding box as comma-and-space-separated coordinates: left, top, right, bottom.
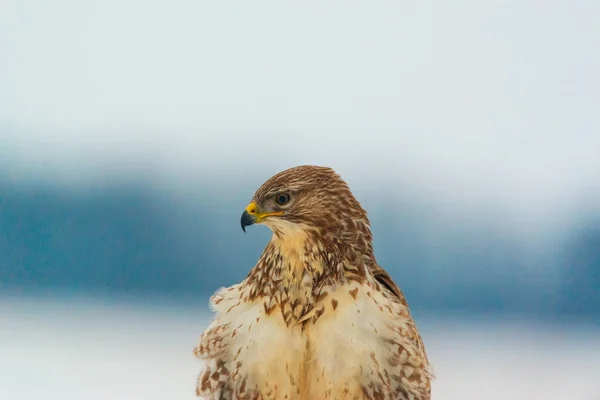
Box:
241, 201, 259, 232
240, 201, 284, 232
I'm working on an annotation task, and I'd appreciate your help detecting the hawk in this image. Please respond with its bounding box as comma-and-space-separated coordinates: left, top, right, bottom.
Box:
194, 165, 432, 400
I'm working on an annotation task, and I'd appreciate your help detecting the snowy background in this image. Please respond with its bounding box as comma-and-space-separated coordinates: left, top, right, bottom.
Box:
1, 1, 600, 399
1, 294, 599, 400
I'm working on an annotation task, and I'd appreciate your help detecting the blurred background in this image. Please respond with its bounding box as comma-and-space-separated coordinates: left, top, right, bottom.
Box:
1, 1, 599, 399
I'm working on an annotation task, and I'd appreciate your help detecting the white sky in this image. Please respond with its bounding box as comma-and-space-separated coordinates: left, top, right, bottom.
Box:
1, 1, 599, 216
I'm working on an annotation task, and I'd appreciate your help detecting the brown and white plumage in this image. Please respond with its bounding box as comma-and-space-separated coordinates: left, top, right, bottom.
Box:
194, 165, 432, 400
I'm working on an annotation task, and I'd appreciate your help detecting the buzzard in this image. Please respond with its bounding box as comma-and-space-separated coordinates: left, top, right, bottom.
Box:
194, 165, 432, 399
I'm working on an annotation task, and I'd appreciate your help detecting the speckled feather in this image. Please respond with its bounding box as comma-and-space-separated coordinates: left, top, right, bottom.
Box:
194, 166, 432, 400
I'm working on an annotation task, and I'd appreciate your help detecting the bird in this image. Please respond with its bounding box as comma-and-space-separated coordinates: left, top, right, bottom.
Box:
194, 165, 432, 400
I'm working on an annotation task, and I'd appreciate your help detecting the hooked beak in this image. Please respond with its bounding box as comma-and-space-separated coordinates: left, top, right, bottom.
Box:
240, 201, 284, 232
240, 211, 255, 232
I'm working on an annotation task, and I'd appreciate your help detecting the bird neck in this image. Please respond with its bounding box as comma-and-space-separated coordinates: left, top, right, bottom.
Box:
244, 226, 373, 326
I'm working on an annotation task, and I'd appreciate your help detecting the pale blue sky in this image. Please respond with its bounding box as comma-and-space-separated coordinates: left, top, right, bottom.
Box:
1, 0, 599, 217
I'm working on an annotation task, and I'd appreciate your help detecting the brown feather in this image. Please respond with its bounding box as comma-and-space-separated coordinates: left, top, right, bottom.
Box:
194, 165, 432, 400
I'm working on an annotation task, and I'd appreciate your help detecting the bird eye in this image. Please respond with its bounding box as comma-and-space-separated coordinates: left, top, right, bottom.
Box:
275, 193, 291, 205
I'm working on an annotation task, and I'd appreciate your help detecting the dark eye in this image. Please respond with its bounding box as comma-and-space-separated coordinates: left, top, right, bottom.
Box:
275, 193, 291, 205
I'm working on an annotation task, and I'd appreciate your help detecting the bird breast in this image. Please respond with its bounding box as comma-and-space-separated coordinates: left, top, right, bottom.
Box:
196, 277, 427, 399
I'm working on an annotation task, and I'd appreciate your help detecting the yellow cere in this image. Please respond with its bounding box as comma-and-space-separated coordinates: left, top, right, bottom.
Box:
245, 201, 284, 222
245, 202, 257, 215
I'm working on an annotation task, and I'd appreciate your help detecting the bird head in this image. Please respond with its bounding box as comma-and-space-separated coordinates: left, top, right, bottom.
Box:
240, 166, 373, 251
